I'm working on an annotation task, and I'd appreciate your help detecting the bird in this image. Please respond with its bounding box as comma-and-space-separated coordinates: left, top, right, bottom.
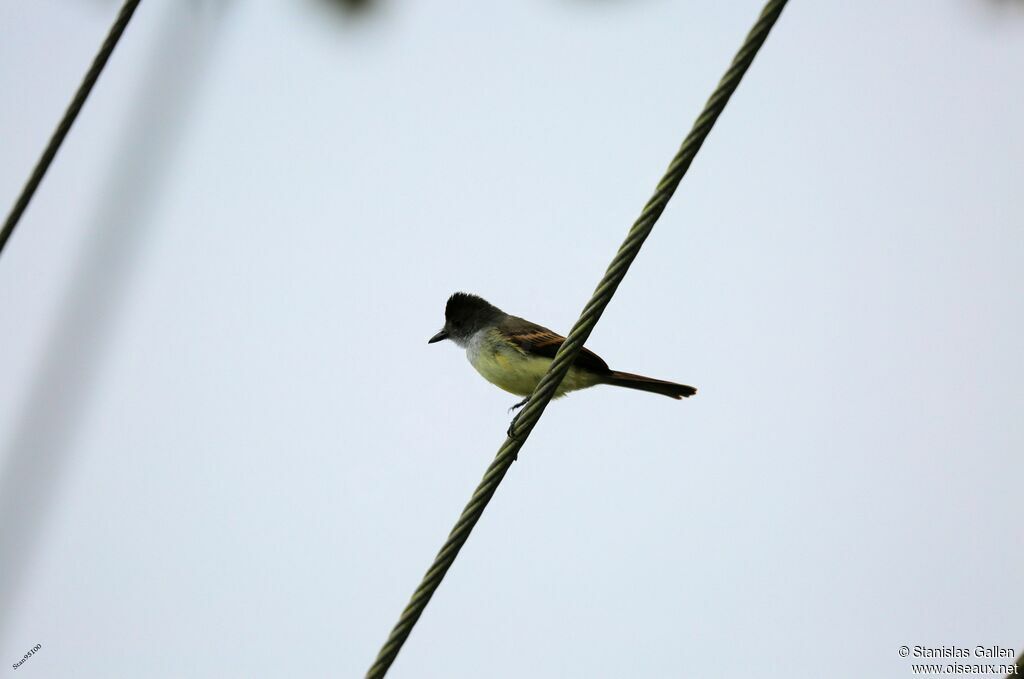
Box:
428, 292, 696, 412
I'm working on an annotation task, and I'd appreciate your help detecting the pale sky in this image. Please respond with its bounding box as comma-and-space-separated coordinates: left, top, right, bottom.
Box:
1, 1, 1023, 677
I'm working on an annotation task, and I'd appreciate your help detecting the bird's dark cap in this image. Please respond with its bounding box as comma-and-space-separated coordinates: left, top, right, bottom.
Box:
444, 292, 496, 321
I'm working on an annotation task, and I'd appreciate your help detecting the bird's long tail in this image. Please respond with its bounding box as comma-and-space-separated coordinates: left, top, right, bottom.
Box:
603, 371, 697, 400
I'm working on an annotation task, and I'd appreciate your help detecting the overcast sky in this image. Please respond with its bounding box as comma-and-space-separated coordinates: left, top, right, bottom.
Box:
1, 1, 1023, 677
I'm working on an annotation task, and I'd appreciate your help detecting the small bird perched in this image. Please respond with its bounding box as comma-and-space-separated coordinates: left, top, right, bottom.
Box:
428, 293, 696, 410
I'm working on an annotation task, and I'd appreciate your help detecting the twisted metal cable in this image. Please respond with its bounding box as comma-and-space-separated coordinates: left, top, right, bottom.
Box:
367, 1, 788, 676
0, 0, 143, 258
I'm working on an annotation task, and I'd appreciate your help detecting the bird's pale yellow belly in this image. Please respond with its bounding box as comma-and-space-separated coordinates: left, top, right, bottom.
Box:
466, 329, 599, 397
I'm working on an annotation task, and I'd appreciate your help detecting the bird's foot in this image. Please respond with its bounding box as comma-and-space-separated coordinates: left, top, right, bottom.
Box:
506, 399, 531, 457
506, 412, 522, 443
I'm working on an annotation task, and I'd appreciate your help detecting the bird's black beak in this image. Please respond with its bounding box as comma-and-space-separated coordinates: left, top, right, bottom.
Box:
428, 329, 449, 344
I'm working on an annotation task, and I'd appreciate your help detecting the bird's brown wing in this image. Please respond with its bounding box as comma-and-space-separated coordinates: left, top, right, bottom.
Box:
499, 316, 611, 375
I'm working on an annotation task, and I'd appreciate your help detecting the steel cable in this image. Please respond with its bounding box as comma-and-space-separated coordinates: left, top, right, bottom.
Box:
0, 0, 143, 258
367, 1, 789, 675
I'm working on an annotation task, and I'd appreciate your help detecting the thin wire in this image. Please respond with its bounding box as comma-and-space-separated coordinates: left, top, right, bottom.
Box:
0, 0, 143, 258
366, 1, 789, 676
